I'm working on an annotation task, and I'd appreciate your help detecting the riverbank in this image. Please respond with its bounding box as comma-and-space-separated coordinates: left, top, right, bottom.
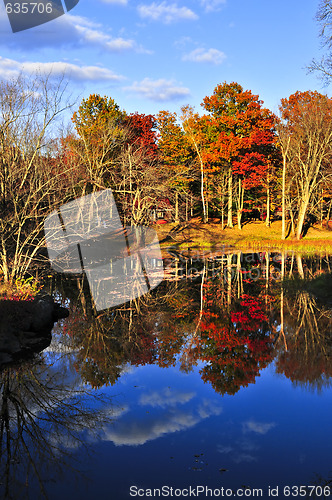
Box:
154, 220, 332, 255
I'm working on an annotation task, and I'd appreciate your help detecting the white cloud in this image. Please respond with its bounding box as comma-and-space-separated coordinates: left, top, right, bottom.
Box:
100, 0, 128, 4
0, 11, 140, 54
200, 0, 226, 12
124, 77, 190, 102
0, 57, 124, 82
140, 388, 195, 408
70, 15, 138, 53
183, 47, 226, 65
75, 23, 136, 52
243, 420, 276, 435
138, 2, 198, 24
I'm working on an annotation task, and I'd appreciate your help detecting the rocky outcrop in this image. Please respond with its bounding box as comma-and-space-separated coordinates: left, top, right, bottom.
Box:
0, 295, 69, 367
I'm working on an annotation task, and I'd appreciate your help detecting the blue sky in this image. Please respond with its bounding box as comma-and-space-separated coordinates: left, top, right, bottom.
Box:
0, 0, 328, 118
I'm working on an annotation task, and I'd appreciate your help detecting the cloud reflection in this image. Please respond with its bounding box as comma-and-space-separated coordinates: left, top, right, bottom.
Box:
243, 420, 276, 435
103, 393, 222, 446
139, 387, 195, 408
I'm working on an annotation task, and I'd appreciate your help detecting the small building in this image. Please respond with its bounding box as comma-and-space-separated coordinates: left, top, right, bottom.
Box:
150, 198, 173, 223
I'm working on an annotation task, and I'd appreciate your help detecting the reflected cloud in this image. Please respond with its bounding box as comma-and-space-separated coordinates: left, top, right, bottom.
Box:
103, 398, 222, 446
232, 453, 257, 464
197, 398, 222, 419
243, 420, 276, 435
217, 435, 260, 464
139, 387, 195, 407
217, 445, 233, 454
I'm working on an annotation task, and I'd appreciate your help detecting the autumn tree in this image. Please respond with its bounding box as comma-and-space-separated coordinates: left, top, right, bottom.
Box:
69, 94, 126, 194
119, 112, 168, 225
279, 90, 332, 239
202, 82, 277, 229
70, 96, 168, 225
180, 106, 209, 222
156, 110, 193, 222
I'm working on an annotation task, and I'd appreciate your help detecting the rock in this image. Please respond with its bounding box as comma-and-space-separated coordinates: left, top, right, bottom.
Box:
31, 299, 56, 331
0, 352, 12, 365
54, 304, 69, 320
0, 294, 69, 368
0, 333, 21, 354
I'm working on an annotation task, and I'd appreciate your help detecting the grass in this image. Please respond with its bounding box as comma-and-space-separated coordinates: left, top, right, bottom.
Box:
0, 277, 41, 301
154, 219, 332, 256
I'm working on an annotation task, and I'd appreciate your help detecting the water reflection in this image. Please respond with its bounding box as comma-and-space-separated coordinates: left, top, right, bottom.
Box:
0, 354, 112, 499
2, 251, 332, 497
277, 289, 332, 391
52, 253, 331, 394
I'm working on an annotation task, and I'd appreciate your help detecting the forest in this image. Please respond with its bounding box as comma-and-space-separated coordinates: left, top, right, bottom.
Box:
1, 71, 332, 282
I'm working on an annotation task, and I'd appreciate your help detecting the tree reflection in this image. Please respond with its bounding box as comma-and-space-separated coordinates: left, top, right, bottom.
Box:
0, 356, 112, 499
275, 289, 332, 391
60, 285, 161, 388
54, 252, 332, 395
191, 281, 275, 395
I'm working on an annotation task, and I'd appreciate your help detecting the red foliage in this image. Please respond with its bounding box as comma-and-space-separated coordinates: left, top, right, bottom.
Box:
124, 112, 158, 162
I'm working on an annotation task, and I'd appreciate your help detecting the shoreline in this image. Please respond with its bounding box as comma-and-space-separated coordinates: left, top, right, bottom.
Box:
154, 220, 332, 256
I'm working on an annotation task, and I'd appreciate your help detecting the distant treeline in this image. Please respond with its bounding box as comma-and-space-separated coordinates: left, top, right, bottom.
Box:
1, 74, 332, 280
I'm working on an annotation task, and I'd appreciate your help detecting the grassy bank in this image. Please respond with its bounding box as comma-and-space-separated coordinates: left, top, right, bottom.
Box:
154, 220, 332, 255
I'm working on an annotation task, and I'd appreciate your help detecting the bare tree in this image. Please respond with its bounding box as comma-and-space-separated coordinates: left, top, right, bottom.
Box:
308, 0, 332, 84
279, 91, 332, 239
276, 122, 292, 239
116, 140, 169, 226
0, 73, 74, 282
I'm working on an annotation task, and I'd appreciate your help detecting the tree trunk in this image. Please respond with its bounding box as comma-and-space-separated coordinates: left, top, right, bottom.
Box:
237, 177, 243, 230
320, 187, 324, 228
221, 192, 225, 229
296, 194, 310, 240
197, 152, 207, 223
175, 191, 179, 223
280, 136, 291, 240
185, 195, 188, 222
326, 198, 332, 229
265, 182, 270, 227
281, 154, 287, 239
206, 190, 209, 223
227, 167, 233, 228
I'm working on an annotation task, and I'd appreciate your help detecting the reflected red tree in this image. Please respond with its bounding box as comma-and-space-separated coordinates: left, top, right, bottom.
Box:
193, 291, 275, 395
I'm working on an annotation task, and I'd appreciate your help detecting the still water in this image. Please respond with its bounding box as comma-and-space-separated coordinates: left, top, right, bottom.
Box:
1, 252, 332, 499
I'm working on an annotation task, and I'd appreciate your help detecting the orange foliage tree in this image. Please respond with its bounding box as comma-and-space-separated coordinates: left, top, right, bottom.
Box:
156, 110, 193, 222
202, 82, 277, 229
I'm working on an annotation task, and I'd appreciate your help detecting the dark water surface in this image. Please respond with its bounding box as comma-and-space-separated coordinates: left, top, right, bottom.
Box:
1, 252, 332, 499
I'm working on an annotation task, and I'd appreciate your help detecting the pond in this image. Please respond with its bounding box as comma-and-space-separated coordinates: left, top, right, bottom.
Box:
1, 251, 332, 499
